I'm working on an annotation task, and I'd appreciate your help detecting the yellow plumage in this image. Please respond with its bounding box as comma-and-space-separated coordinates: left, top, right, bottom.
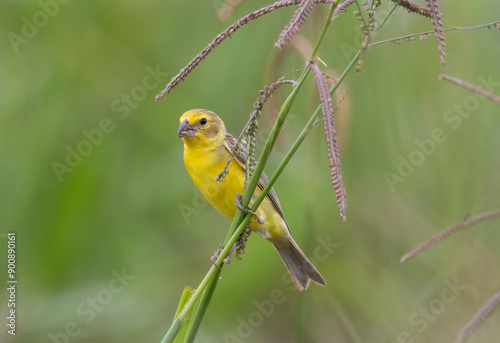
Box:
177, 109, 325, 291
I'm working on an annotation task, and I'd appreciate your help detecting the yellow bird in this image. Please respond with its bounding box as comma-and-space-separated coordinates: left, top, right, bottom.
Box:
177, 109, 325, 291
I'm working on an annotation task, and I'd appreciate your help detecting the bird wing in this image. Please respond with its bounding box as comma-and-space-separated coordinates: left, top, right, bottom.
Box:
223, 133, 288, 226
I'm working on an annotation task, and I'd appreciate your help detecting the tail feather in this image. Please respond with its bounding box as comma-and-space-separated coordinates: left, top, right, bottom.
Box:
271, 236, 326, 291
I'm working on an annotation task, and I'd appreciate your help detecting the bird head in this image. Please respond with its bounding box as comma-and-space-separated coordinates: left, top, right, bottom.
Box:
177, 109, 226, 146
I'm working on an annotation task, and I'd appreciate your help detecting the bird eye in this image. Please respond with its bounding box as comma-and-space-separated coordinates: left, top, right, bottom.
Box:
200, 118, 208, 125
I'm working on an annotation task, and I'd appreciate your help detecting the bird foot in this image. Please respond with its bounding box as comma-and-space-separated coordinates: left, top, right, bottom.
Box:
210, 243, 236, 267
210, 249, 223, 269
235, 193, 265, 224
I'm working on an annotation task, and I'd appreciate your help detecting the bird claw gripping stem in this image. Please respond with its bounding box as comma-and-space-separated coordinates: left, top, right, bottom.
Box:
235, 193, 265, 224
210, 243, 235, 268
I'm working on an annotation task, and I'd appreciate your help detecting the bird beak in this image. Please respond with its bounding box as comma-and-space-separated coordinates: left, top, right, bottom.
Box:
177, 119, 196, 138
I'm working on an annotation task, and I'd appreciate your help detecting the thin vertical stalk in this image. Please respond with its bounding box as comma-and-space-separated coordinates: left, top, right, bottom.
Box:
183, 268, 222, 343
310, 2, 336, 57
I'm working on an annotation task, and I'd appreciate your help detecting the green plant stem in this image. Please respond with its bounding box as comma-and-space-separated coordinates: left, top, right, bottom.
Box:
161, 219, 250, 343
183, 268, 222, 343
369, 20, 500, 47
162, 318, 182, 343
374, 3, 398, 36
310, 2, 337, 58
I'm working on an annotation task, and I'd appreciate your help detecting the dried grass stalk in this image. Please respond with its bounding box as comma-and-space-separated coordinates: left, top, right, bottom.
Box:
156, 0, 334, 100
401, 210, 500, 263
275, 0, 316, 50
156, 0, 300, 100
333, 0, 357, 17
310, 59, 347, 221
425, 0, 446, 64
440, 74, 500, 104
456, 291, 500, 343
370, 21, 500, 48
390, 0, 431, 17
250, 80, 297, 118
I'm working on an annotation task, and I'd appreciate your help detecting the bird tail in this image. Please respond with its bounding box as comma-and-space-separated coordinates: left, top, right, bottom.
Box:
271, 236, 326, 291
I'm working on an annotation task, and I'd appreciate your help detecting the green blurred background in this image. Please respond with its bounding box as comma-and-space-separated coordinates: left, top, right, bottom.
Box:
1, 1, 500, 342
